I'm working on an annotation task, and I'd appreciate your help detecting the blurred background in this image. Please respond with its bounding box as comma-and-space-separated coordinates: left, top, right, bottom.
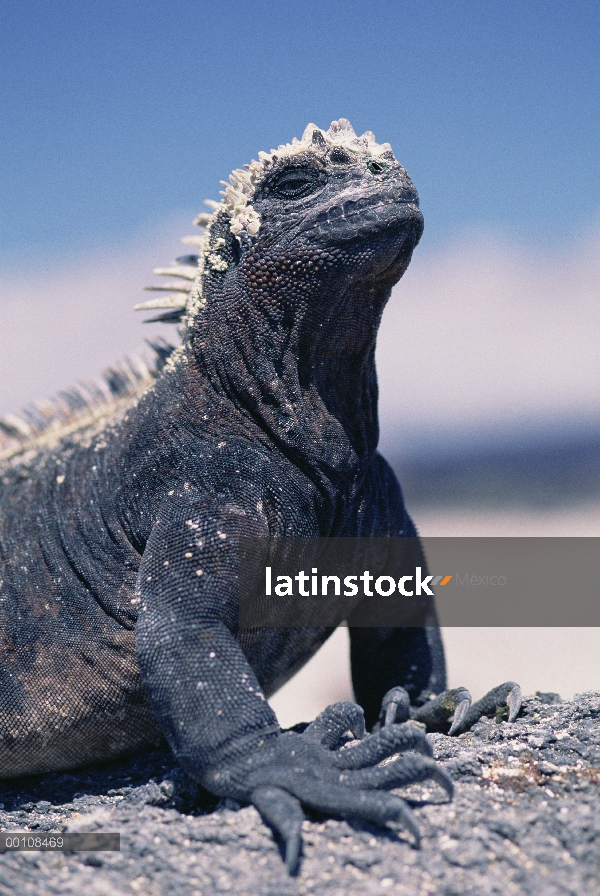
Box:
1, 1, 598, 726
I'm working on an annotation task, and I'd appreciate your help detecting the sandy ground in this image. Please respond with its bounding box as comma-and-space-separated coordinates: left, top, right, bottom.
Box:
271, 502, 600, 729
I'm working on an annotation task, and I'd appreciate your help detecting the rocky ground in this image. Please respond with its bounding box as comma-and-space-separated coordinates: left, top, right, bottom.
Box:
0, 692, 599, 895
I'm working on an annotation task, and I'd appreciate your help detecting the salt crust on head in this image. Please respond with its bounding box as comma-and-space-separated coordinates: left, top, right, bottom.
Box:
224, 118, 392, 239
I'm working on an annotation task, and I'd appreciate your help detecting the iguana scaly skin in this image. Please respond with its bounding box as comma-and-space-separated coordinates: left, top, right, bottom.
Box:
0, 120, 520, 871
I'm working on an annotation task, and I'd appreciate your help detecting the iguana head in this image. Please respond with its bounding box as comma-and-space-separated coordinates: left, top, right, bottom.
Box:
186, 118, 422, 324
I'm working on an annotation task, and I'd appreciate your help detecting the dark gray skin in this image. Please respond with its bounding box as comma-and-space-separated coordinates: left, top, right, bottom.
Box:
0, 121, 520, 871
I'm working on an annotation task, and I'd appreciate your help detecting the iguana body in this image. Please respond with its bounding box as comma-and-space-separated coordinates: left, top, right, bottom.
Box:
0, 120, 519, 869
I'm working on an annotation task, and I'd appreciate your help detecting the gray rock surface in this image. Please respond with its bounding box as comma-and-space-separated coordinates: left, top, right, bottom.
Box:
0, 692, 599, 895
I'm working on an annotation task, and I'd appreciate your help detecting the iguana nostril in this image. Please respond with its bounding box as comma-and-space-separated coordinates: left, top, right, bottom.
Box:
366, 159, 386, 174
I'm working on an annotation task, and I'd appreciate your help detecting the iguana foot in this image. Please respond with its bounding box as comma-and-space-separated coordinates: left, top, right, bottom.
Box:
379, 682, 522, 736
201, 702, 453, 874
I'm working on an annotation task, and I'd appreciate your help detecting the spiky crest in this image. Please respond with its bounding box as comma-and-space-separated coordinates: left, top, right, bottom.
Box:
0, 342, 175, 462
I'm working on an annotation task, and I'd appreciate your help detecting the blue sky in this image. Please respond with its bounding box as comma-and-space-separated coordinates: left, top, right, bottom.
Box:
1, 1, 599, 263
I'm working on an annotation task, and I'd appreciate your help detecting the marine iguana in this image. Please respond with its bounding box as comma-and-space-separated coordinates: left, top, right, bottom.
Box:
0, 119, 521, 871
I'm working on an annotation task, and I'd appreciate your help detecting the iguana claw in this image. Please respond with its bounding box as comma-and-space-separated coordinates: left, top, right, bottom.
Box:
377, 682, 522, 737
506, 683, 523, 722
379, 686, 411, 728
448, 695, 472, 736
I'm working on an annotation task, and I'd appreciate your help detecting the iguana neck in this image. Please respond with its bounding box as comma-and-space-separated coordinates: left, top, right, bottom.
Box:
183, 277, 390, 489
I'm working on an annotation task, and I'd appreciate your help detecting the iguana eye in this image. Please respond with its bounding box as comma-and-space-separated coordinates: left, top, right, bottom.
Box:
268, 166, 324, 199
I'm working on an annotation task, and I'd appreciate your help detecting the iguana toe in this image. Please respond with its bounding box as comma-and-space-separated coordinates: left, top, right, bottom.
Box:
409, 687, 472, 733
453, 681, 523, 734
250, 784, 304, 874
303, 701, 366, 747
